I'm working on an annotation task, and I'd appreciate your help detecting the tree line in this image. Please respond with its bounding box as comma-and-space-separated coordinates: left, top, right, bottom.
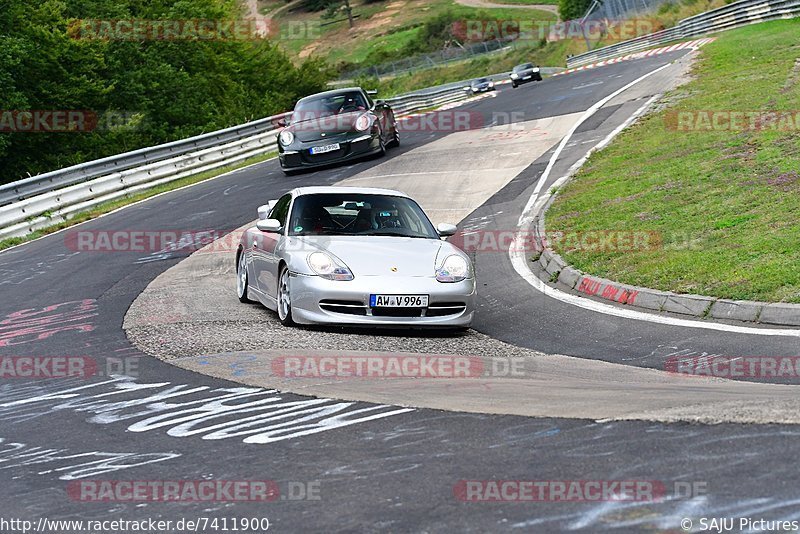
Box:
0, 0, 331, 184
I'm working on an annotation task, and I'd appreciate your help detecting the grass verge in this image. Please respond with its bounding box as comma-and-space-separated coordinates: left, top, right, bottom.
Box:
547, 18, 800, 303
0, 152, 277, 252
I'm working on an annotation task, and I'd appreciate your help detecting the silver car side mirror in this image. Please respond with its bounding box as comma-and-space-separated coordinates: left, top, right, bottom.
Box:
437, 223, 458, 237
256, 219, 282, 233
257, 201, 277, 220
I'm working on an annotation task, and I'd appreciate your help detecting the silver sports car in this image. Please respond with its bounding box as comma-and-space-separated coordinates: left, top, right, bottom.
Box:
236, 186, 476, 327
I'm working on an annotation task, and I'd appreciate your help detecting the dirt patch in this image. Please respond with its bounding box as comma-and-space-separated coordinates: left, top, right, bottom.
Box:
781, 58, 800, 94
299, 0, 407, 59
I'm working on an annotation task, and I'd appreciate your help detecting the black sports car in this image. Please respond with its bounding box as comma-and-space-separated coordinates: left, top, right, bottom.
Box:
277, 87, 400, 174
510, 63, 542, 88
468, 77, 495, 93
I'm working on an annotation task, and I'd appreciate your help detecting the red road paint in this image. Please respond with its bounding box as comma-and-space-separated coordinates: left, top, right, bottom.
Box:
577, 277, 639, 305
0, 300, 97, 347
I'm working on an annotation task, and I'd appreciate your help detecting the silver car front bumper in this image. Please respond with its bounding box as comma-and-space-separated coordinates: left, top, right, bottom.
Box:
288, 272, 476, 327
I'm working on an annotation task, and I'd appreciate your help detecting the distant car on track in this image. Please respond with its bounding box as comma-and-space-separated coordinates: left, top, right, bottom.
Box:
467, 77, 495, 93
236, 186, 476, 328
277, 87, 400, 175
510, 63, 542, 88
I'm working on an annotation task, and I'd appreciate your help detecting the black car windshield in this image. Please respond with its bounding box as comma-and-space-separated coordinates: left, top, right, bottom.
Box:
288, 194, 439, 239
514, 64, 533, 71
474, 78, 489, 84
292, 91, 369, 123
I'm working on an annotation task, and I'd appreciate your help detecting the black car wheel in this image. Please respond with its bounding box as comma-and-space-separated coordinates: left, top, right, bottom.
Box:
378, 134, 387, 157
388, 124, 400, 148
512, 82, 517, 88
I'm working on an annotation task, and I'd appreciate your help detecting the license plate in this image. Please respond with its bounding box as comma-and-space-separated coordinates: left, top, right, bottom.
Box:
310, 143, 340, 155
370, 294, 429, 308
523, 75, 532, 80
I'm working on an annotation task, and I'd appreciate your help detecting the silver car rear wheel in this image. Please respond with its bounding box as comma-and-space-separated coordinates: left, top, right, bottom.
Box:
277, 267, 294, 326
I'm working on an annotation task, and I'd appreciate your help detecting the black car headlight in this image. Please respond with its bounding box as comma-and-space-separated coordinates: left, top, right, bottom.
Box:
355, 113, 372, 132
279, 130, 294, 146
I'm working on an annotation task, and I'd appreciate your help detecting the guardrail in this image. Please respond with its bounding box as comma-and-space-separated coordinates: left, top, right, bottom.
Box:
0, 83, 484, 241
566, 0, 800, 68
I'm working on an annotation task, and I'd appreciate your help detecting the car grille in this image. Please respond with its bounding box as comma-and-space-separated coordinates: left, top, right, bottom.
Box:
319, 300, 367, 316
371, 307, 425, 318
318, 300, 467, 318
426, 302, 468, 317
301, 146, 347, 164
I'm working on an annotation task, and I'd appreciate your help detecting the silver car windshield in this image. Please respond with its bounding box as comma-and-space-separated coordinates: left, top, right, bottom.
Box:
288, 194, 439, 239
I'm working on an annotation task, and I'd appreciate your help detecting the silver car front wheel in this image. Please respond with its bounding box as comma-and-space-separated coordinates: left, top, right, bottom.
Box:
277, 267, 294, 326
237, 252, 252, 303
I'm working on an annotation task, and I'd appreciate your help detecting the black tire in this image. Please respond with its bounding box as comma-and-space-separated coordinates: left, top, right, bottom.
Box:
377, 135, 387, 157
388, 124, 400, 148
277, 266, 295, 326
511, 82, 517, 88
236, 251, 254, 303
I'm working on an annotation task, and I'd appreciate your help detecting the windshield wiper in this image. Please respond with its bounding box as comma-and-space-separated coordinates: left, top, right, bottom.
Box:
363, 231, 430, 238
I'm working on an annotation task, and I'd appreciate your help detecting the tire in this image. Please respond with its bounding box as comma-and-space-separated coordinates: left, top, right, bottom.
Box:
377, 135, 387, 157
236, 251, 253, 303
511, 82, 517, 88
277, 266, 295, 326
388, 124, 400, 148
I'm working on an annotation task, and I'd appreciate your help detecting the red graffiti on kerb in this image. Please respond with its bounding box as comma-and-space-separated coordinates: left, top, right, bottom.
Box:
0, 300, 98, 347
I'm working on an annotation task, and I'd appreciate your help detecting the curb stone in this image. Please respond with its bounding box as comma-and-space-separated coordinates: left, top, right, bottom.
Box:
534, 227, 800, 326
758, 304, 800, 327
708, 300, 763, 323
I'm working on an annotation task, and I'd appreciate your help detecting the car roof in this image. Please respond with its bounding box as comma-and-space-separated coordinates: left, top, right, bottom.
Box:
296, 88, 366, 103
290, 186, 410, 198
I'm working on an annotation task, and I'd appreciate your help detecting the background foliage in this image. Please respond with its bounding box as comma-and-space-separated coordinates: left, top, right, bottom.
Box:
0, 0, 332, 183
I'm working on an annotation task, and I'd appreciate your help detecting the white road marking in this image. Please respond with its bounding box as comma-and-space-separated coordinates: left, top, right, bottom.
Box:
511, 64, 800, 337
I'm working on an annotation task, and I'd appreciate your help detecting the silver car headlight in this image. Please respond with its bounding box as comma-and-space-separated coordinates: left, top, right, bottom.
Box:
488, 81, 494, 88
511, 73, 519, 79
279, 130, 294, 146
436, 254, 470, 283
307, 252, 354, 281
532, 67, 540, 73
